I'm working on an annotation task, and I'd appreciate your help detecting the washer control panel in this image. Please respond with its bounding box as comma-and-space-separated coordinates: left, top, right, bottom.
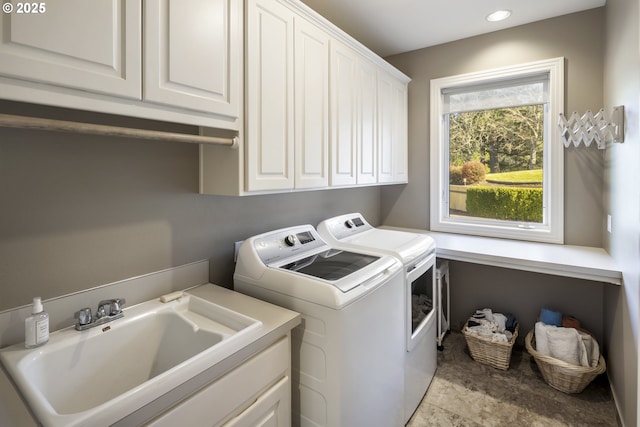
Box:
253, 225, 327, 265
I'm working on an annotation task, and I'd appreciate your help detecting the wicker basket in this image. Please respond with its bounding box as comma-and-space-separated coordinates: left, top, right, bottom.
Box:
462, 318, 518, 370
525, 329, 606, 394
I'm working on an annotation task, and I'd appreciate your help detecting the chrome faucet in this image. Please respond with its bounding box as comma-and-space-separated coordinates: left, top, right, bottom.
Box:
74, 298, 126, 331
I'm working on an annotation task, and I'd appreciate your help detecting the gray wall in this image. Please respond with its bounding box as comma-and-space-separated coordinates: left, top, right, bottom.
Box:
603, 0, 640, 425
382, 8, 605, 248
380, 9, 609, 332
0, 100, 382, 312
379, 7, 637, 426
446, 261, 605, 344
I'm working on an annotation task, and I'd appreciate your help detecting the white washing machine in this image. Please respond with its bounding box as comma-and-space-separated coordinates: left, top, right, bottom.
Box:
234, 225, 405, 427
317, 213, 437, 423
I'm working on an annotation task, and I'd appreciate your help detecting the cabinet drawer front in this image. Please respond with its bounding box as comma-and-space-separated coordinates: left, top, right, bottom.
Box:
223, 376, 290, 427
0, 0, 141, 99
146, 336, 290, 427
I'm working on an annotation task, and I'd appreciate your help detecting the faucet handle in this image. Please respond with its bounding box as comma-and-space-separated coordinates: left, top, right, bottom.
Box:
74, 307, 93, 327
97, 298, 126, 317
110, 298, 125, 315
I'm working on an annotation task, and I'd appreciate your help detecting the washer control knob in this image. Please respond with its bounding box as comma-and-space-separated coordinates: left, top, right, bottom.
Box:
345, 219, 355, 228
284, 235, 297, 246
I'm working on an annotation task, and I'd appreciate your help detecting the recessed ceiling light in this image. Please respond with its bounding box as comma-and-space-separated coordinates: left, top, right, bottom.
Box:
486, 10, 512, 22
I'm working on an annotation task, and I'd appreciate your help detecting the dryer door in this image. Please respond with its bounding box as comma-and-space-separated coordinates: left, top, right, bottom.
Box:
406, 252, 436, 351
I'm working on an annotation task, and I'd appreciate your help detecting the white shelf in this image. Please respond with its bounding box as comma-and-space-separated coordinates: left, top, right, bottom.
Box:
381, 227, 622, 285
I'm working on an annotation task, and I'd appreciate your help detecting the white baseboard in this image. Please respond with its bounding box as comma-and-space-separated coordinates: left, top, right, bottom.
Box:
607, 371, 626, 427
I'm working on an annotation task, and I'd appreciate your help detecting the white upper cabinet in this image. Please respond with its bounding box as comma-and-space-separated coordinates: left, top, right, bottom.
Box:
0, 0, 141, 99
329, 43, 380, 187
0, 0, 242, 128
245, 0, 330, 192
329, 40, 358, 186
357, 58, 379, 185
0, 0, 407, 194
294, 16, 330, 189
201, 0, 409, 195
245, 0, 295, 192
378, 70, 409, 184
392, 77, 409, 183
144, 0, 241, 118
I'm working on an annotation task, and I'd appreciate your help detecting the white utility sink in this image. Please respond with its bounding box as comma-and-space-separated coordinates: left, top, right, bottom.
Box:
0, 293, 262, 427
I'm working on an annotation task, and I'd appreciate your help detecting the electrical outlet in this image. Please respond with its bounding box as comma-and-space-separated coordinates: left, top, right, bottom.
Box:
607, 215, 612, 233
234, 240, 243, 262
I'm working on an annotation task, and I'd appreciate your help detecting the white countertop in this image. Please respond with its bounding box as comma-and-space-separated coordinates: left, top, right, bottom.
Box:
381, 227, 622, 285
0, 284, 301, 426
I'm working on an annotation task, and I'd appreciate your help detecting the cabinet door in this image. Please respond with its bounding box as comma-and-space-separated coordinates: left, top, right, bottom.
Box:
377, 70, 408, 183
0, 0, 141, 99
329, 41, 358, 186
144, 0, 241, 118
377, 71, 394, 183
145, 337, 290, 427
294, 17, 329, 189
357, 59, 378, 184
246, 0, 295, 191
223, 376, 290, 427
392, 78, 409, 183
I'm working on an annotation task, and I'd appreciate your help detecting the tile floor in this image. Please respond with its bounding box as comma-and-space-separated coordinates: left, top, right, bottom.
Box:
407, 331, 619, 427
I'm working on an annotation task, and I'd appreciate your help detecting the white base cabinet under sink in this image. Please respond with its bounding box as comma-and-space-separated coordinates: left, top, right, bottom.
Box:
0, 282, 300, 427
146, 336, 291, 427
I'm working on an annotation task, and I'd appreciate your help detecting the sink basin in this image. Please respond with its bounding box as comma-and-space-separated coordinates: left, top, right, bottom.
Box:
0, 293, 262, 427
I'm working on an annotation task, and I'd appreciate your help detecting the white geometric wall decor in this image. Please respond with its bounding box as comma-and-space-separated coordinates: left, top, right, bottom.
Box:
558, 105, 625, 149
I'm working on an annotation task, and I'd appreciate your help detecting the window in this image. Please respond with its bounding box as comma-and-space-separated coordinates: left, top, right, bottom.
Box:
430, 58, 564, 243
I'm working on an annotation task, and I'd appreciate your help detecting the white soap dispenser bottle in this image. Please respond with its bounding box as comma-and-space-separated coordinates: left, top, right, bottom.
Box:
25, 297, 49, 348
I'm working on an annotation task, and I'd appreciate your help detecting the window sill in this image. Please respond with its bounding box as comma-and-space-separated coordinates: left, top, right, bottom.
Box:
381, 227, 621, 285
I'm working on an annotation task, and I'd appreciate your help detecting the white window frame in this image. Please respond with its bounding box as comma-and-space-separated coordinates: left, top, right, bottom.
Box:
430, 57, 564, 244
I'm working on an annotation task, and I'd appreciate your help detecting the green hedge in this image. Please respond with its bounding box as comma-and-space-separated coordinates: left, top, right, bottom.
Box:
466, 186, 543, 222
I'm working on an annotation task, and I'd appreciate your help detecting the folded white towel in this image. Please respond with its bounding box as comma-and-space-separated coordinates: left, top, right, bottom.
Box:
535, 322, 601, 367
535, 322, 551, 356
466, 324, 494, 338
579, 331, 600, 368
466, 319, 511, 342
481, 308, 494, 322
491, 333, 508, 342
493, 313, 507, 333
467, 310, 514, 343
547, 327, 584, 366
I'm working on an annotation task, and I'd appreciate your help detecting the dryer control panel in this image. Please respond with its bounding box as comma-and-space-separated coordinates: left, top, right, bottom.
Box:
319, 213, 374, 240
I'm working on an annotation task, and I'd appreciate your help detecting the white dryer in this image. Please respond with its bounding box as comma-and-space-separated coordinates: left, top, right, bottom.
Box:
317, 213, 437, 423
234, 225, 405, 427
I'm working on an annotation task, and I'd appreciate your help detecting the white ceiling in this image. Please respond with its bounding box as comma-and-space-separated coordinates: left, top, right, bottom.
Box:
299, 0, 606, 57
